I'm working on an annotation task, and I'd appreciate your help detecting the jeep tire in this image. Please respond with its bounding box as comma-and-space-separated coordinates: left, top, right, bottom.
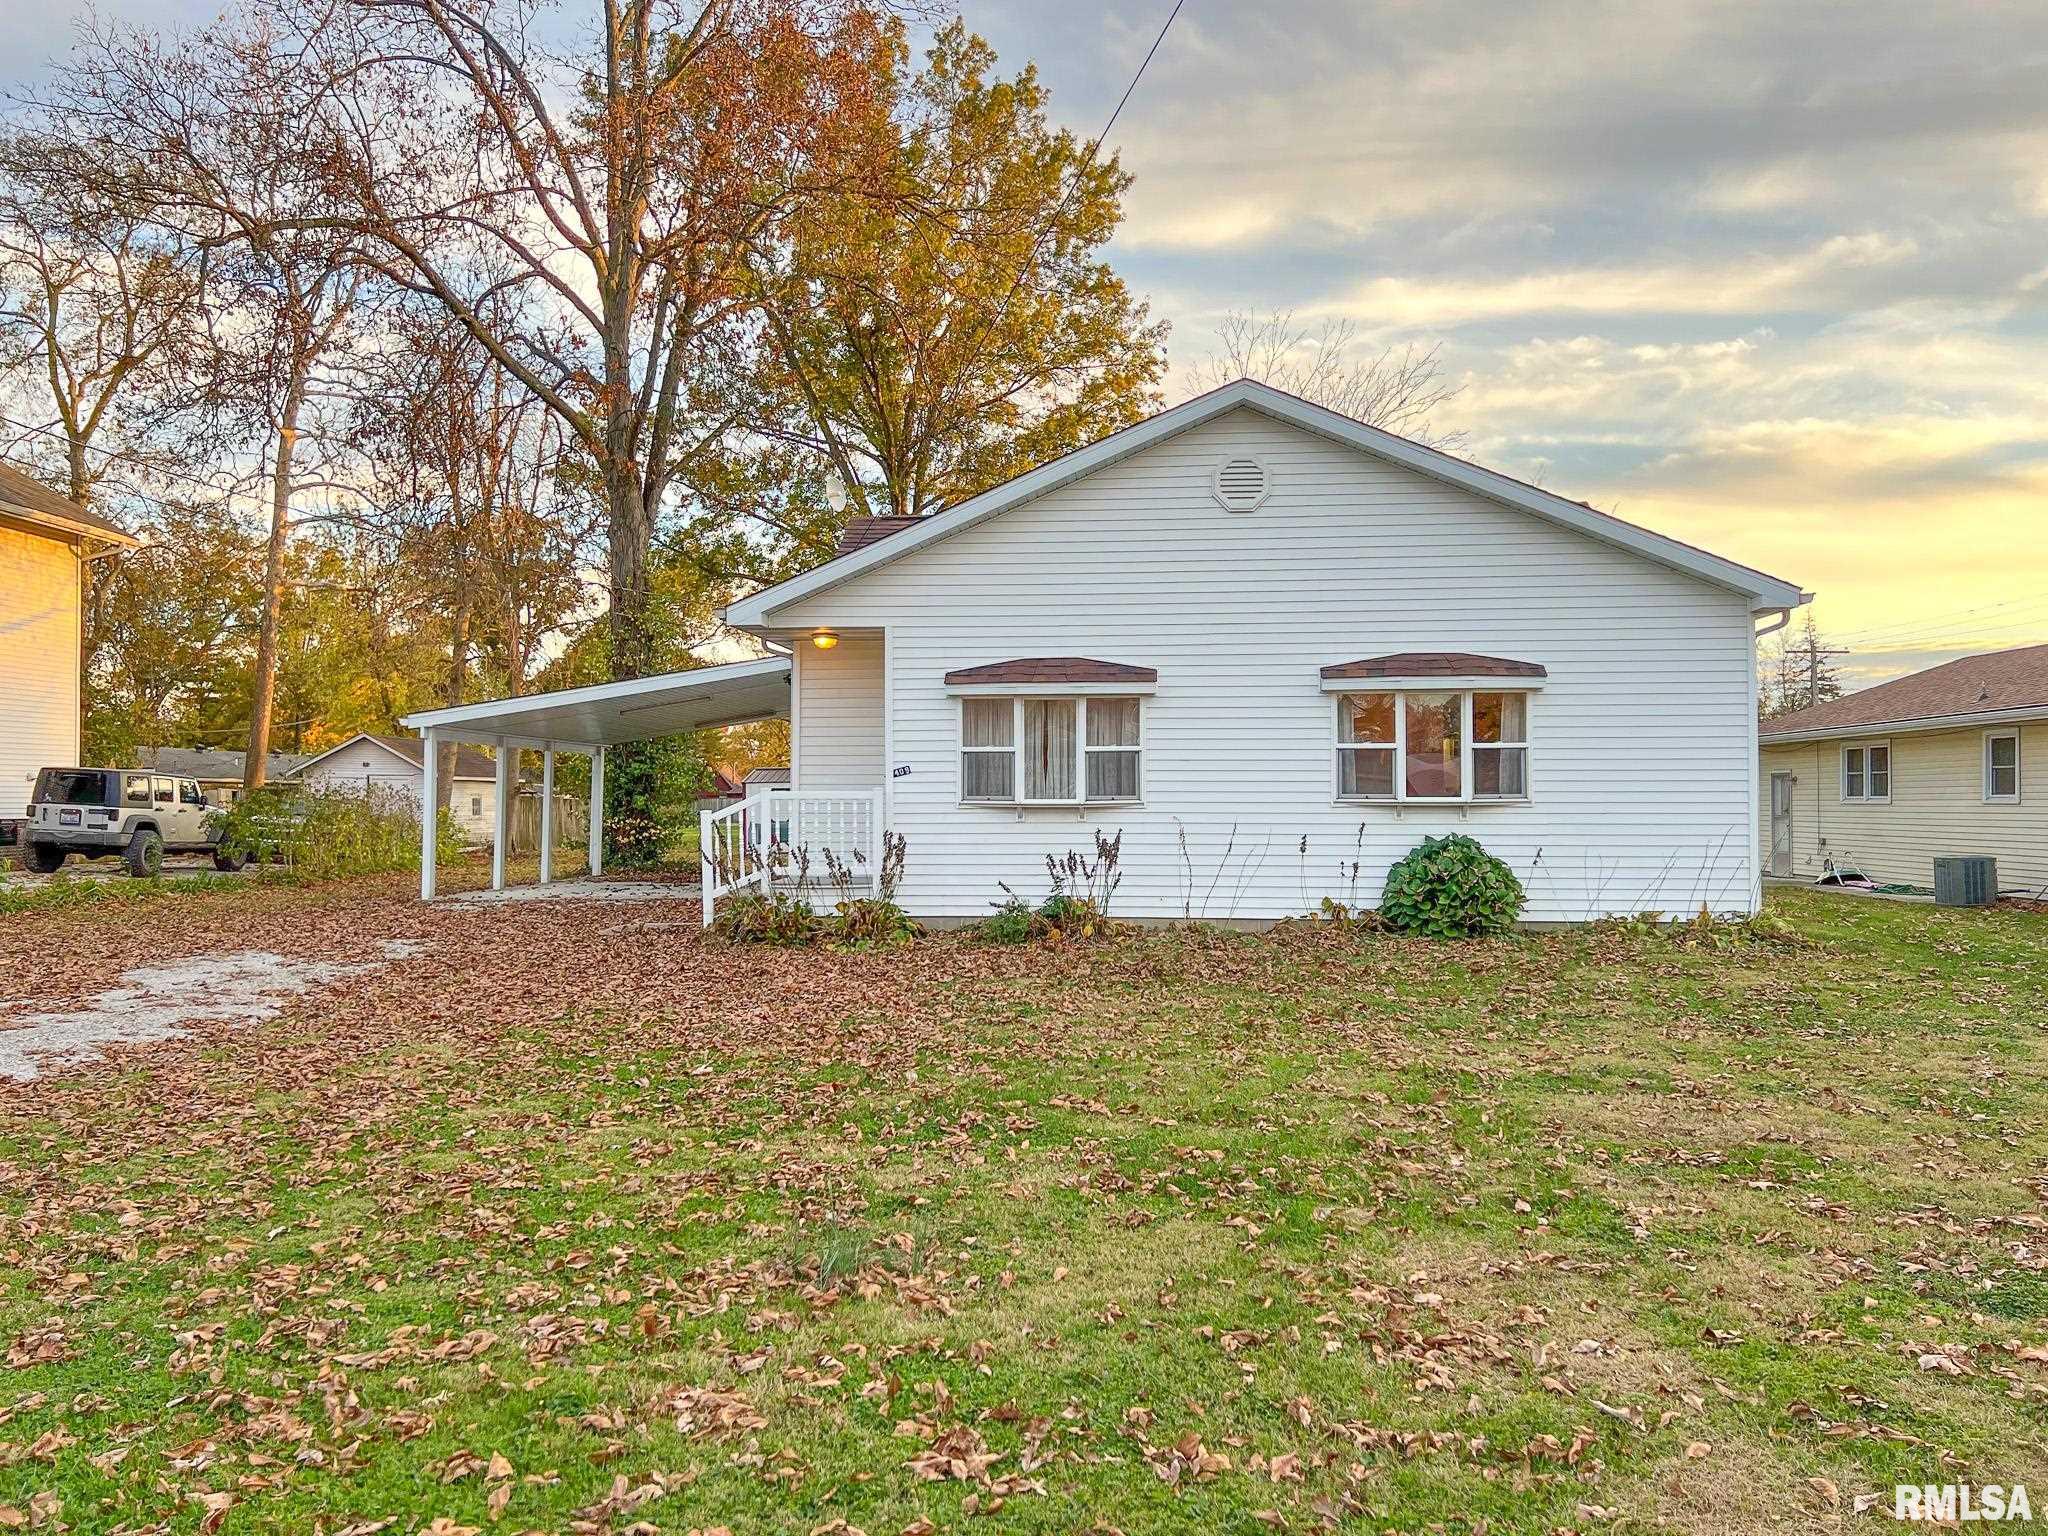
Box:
21, 841, 65, 875
212, 848, 248, 873
124, 827, 164, 879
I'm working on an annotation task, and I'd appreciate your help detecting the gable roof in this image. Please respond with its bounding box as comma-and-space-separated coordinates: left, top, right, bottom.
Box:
726, 379, 1808, 627
295, 732, 502, 781
0, 462, 139, 547
135, 746, 309, 781
1760, 643, 2048, 742
744, 766, 791, 787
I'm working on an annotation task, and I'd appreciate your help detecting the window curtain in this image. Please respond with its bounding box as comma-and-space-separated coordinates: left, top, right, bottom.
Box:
1023, 699, 1077, 799
1085, 697, 1141, 800
961, 699, 1016, 800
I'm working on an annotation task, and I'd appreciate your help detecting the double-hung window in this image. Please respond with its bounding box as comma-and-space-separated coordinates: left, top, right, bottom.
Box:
1334, 689, 1532, 803
1842, 743, 1889, 803
1985, 731, 2020, 802
960, 696, 1143, 805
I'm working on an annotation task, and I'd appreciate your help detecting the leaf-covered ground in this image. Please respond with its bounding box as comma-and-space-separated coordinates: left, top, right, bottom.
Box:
0, 880, 2044, 1534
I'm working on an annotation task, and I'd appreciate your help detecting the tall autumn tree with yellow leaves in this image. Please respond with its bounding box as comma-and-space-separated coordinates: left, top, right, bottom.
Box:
749, 21, 1168, 542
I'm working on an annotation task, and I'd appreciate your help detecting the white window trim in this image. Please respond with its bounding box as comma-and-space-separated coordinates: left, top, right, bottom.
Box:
1984, 729, 2021, 804
958, 695, 1144, 808
1840, 740, 1892, 804
1331, 688, 1532, 806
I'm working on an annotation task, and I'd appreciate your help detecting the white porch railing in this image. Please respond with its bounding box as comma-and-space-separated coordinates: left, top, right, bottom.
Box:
700, 787, 885, 927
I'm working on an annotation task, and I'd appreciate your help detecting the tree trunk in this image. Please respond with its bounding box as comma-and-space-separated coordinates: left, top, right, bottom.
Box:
243, 382, 303, 790
603, 412, 653, 681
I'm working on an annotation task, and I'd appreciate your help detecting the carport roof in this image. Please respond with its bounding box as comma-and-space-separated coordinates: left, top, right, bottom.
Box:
398, 655, 791, 747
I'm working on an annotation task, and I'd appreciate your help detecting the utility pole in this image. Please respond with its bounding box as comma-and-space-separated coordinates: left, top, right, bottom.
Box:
1804, 629, 1851, 708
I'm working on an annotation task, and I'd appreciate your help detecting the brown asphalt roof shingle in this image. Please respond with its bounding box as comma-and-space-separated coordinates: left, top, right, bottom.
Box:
1320, 652, 1548, 681
0, 461, 134, 543
833, 515, 921, 557
1760, 643, 2048, 737
943, 658, 1158, 686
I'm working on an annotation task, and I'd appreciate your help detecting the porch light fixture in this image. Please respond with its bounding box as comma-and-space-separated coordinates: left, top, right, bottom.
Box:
811, 630, 840, 650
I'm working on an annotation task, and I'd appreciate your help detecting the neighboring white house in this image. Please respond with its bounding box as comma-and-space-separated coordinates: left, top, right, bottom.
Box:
1758, 644, 2048, 895
0, 463, 138, 826
293, 733, 506, 842
401, 380, 1809, 920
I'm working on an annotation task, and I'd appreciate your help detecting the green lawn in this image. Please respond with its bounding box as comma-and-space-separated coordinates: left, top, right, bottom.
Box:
1, 887, 2045, 1533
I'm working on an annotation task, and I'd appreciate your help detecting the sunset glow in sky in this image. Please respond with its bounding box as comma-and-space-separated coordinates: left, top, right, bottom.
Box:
12, 0, 2047, 685
962, 0, 2048, 684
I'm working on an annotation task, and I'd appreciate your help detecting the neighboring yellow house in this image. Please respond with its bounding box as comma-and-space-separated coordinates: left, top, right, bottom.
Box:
1758, 644, 2048, 896
0, 463, 138, 824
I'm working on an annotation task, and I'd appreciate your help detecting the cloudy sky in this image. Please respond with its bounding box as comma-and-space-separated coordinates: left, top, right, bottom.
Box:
11, 0, 2048, 684
958, 0, 2048, 683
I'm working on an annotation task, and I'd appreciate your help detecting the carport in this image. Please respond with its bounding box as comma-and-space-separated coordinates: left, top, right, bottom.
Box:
396, 655, 791, 899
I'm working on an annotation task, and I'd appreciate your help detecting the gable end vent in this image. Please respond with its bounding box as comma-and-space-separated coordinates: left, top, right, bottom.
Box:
1211, 456, 1270, 512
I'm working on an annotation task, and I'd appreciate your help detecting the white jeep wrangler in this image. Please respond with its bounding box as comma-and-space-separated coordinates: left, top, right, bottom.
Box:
22, 767, 246, 877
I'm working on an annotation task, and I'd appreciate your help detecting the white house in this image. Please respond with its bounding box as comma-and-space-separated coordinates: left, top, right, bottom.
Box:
0, 463, 137, 827
1758, 644, 2048, 894
294, 733, 506, 842
400, 380, 1808, 921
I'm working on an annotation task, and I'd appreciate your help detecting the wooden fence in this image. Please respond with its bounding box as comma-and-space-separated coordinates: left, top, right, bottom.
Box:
506, 791, 590, 854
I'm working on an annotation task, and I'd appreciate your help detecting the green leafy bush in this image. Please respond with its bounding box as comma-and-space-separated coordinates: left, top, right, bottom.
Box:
711, 889, 821, 946
977, 896, 1038, 944
829, 897, 922, 947
212, 785, 458, 880
1378, 834, 1524, 938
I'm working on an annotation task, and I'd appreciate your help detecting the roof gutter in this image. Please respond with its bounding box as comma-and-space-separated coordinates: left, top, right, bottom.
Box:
0, 501, 142, 550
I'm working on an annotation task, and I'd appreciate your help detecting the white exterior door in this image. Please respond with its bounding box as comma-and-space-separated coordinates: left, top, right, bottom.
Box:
1769, 772, 1794, 877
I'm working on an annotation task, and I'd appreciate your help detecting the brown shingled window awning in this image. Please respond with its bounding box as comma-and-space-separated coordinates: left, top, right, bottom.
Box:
1319, 652, 1547, 689
944, 657, 1158, 691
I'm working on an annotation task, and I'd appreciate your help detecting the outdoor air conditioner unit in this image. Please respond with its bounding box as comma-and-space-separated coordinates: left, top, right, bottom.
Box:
1933, 856, 1997, 908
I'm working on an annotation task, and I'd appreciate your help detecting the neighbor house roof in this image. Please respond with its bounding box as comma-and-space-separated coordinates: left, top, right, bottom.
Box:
943, 657, 1159, 686
833, 514, 921, 557
135, 746, 309, 781
295, 732, 503, 780
744, 766, 791, 787
1321, 652, 1548, 682
1760, 643, 2048, 742
0, 462, 139, 547
726, 379, 1808, 628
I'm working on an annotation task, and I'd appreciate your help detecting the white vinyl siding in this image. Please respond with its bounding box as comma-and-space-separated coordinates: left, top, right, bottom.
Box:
794, 630, 883, 791
779, 407, 1761, 922
0, 525, 80, 819
1759, 724, 2047, 892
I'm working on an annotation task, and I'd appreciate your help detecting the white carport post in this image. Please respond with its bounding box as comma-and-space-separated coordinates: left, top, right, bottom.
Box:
420, 726, 439, 900
588, 746, 605, 877
539, 748, 555, 884
491, 740, 511, 892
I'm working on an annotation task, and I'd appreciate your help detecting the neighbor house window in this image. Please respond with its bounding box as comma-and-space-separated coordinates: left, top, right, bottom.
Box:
960, 697, 1142, 805
470, 796, 483, 818
1842, 744, 1890, 802
1985, 732, 2020, 802
1335, 690, 1530, 803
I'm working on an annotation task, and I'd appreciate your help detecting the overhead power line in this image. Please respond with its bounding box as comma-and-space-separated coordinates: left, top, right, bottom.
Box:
0, 408, 259, 507
940, 0, 1185, 395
